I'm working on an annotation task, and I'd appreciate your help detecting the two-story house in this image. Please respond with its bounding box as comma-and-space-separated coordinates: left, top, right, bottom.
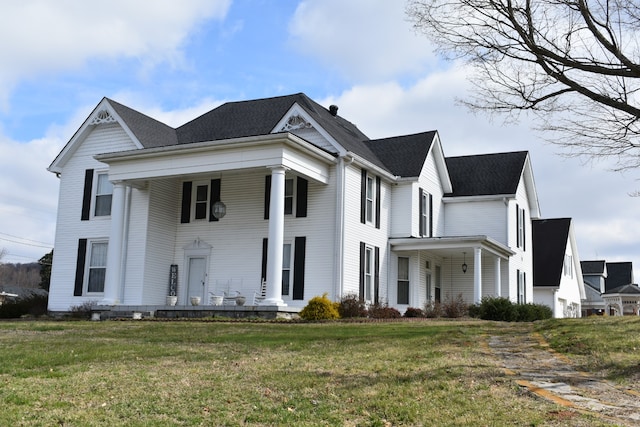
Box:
47, 93, 546, 315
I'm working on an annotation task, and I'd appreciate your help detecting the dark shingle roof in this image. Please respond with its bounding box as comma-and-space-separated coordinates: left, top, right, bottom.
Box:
605, 262, 634, 292
108, 98, 178, 148
445, 151, 528, 197
365, 131, 437, 177
581, 260, 606, 275
604, 284, 640, 295
532, 218, 572, 287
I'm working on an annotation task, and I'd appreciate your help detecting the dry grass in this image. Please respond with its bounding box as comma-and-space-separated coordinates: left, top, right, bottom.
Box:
0, 319, 617, 426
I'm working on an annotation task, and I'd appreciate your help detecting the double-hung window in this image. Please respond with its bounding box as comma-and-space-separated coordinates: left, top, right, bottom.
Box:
364, 246, 374, 302
516, 204, 526, 250
194, 182, 209, 220
282, 243, 292, 296
397, 257, 409, 305
563, 255, 573, 278
94, 173, 113, 217
517, 270, 526, 304
87, 241, 108, 293
284, 178, 294, 215
366, 176, 375, 224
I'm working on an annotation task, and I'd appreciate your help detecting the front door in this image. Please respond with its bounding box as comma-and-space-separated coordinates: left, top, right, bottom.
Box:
187, 257, 207, 303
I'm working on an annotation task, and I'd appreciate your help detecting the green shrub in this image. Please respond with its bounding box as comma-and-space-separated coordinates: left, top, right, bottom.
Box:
0, 294, 48, 319
337, 293, 368, 318
300, 293, 340, 321
474, 297, 553, 322
442, 293, 469, 318
403, 307, 425, 318
368, 303, 401, 319
69, 300, 97, 319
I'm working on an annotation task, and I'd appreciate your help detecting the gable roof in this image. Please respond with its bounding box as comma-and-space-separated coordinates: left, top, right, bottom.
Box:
532, 218, 571, 287
581, 260, 607, 276
108, 99, 178, 148
445, 151, 528, 197
604, 284, 640, 295
605, 262, 634, 292
365, 131, 436, 177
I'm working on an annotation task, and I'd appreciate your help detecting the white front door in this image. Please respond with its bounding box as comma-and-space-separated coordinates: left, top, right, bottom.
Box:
187, 257, 207, 303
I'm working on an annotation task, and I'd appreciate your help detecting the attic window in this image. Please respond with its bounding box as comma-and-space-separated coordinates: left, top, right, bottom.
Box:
280, 114, 312, 131
89, 109, 116, 125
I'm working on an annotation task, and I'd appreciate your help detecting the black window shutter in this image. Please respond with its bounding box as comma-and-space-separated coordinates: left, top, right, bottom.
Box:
419, 188, 424, 236
522, 210, 526, 251
261, 238, 268, 283
180, 182, 192, 224
209, 179, 221, 222
73, 239, 87, 296
295, 177, 308, 218
374, 246, 380, 304
359, 242, 365, 301
429, 193, 433, 237
360, 169, 367, 224
292, 236, 306, 300
264, 175, 271, 220
81, 169, 94, 220
375, 176, 381, 229
516, 203, 520, 248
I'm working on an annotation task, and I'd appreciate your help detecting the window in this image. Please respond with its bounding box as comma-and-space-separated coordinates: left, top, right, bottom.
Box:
563, 254, 573, 278
426, 273, 432, 303
420, 190, 428, 236
360, 170, 380, 228
94, 173, 113, 216
516, 204, 526, 250
517, 270, 526, 303
397, 257, 410, 305
284, 178, 295, 215
282, 243, 292, 295
365, 246, 373, 302
194, 183, 209, 220
87, 241, 108, 293
435, 265, 441, 303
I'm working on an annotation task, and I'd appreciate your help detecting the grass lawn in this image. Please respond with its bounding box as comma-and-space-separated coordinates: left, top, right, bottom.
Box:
0, 317, 637, 426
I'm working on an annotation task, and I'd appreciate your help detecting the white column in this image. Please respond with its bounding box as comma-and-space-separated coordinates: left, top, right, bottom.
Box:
494, 256, 501, 297
263, 166, 287, 306
473, 247, 482, 304
100, 181, 126, 305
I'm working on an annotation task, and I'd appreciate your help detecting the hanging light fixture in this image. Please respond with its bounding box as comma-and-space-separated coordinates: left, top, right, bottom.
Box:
462, 252, 468, 274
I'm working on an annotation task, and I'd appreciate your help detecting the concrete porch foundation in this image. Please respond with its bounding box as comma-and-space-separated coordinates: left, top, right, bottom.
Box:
92, 304, 302, 320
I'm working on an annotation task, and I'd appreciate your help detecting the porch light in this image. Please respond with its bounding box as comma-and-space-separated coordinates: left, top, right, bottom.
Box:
462, 252, 468, 274
212, 201, 227, 219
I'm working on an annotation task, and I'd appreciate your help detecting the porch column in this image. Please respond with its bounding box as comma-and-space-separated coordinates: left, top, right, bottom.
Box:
263, 166, 287, 306
473, 247, 482, 304
100, 181, 126, 305
494, 257, 501, 297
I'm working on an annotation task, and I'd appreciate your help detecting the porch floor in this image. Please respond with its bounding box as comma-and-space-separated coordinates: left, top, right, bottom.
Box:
92, 304, 302, 320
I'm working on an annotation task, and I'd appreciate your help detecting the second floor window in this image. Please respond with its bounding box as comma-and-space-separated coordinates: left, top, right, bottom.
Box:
563, 255, 573, 278
94, 173, 113, 217
194, 183, 209, 220
366, 175, 375, 223
516, 204, 526, 250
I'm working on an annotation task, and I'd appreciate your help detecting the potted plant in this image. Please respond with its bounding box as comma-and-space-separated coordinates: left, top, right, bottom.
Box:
235, 294, 246, 306
166, 295, 178, 306
190, 296, 201, 306
209, 293, 223, 306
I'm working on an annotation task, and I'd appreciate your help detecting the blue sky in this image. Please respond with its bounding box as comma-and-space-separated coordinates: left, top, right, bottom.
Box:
0, 0, 638, 280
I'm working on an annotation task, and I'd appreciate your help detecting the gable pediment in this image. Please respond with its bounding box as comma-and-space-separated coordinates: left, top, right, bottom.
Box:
272, 103, 344, 155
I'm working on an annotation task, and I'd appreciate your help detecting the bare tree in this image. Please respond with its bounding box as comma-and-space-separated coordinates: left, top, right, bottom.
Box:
407, 0, 640, 171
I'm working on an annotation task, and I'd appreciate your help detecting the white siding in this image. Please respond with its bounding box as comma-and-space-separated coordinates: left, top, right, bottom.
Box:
443, 200, 506, 243
48, 124, 138, 311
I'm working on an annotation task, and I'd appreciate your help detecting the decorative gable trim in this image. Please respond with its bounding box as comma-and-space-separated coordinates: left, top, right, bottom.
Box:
88, 109, 117, 125
279, 114, 313, 132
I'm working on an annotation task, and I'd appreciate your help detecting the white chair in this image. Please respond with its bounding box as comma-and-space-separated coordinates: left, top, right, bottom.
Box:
253, 280, 267, 305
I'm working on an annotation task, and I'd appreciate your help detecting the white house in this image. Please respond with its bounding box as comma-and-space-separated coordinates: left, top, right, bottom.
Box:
47, 93, 552, 314
532, 218, 585, 318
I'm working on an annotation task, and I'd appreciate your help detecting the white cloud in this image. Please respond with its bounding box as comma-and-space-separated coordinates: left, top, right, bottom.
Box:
289, 0, 436, 82
0, 0, 231, 109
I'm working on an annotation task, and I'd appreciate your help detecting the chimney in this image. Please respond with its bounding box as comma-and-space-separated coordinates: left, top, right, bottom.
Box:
329, 105, 338, 116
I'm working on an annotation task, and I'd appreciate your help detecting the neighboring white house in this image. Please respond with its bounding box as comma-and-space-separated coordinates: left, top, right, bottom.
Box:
532, 218, 585, 318
47, 93, 558, 314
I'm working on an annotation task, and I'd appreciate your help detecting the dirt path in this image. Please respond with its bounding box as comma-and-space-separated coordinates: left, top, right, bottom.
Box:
488, 328, 640, 426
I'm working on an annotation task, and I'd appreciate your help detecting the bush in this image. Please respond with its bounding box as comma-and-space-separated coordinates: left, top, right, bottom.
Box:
441, 293, 469, 318
69, 300, 98, 319
368, 303, 401, 319
337, 293, 368, 318
0, 294, 48, 319
403, 307, 425, 318
474, 297, 553, 322
424, 301, 443, 318
300, 293, 340, 321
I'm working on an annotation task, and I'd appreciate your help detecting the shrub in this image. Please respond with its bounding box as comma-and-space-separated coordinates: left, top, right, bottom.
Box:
403, 307, 425, 318
337, 293, 368, 318
424, 301, 443, 318
474, 297, 553, 322
368, 303, 401, 319
441, 293, 469, 318
0, 294, 48, 319
300, 293, 340, 321
69, 300, 98, 319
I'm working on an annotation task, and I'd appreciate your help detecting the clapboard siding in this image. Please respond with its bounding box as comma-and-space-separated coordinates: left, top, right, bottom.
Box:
48, 124, 139, 311
444, 200, 506, 243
